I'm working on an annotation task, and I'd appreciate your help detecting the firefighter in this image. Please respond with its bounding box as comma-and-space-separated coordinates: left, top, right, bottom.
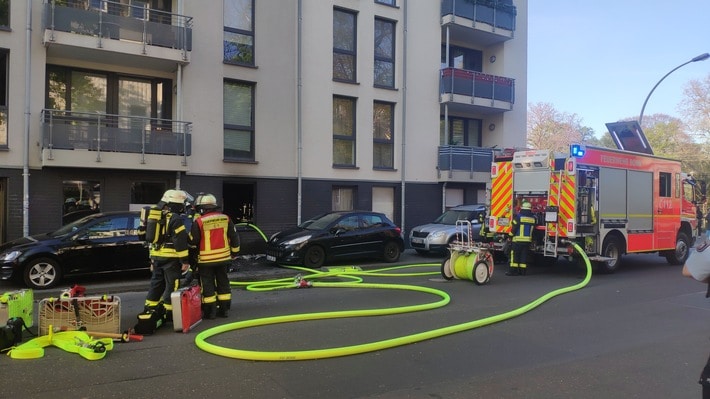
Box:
190, 193, 240, 319
475, 212, 494, 243
141, 189, 192, 321
506, 200, 535, 276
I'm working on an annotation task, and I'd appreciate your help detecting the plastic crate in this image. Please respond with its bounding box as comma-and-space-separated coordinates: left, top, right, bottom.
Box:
38, 295, 120, 336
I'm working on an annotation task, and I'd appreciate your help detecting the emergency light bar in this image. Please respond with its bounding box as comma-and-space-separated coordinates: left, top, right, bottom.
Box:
570, 144, 585, 157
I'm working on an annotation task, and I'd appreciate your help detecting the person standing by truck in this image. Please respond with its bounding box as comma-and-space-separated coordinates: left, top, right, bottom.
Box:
506, 201, 535, 276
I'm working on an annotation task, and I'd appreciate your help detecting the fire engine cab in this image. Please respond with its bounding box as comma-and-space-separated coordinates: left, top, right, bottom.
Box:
488, 121, 704, 273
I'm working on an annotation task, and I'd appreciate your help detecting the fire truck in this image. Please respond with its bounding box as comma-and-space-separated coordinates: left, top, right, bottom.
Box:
488, 121, 704, 273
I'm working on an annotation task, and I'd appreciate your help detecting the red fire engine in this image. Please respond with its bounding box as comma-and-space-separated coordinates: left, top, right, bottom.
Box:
488, 122, 704, 272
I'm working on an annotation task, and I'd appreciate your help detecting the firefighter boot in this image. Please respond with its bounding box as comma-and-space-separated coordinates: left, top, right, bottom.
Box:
203, 303, 217, 320
519, 266, 527, 276
505, 267, 519, 276
217, 300, 231, 318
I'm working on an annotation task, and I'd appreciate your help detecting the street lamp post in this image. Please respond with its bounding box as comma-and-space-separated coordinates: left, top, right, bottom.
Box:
638, 52, 710, 127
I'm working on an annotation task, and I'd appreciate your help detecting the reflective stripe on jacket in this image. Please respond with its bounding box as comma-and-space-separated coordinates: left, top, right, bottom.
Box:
150, 213, 190, 261
510, 211, 535, 243
191, 211, 240, 264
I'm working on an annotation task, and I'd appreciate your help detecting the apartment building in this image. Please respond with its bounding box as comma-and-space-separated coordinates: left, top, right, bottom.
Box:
0, 0, 526, 246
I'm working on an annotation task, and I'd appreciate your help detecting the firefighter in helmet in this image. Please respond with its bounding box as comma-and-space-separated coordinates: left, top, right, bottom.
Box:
141, 189, 192, 321
506, 200, 535, 276
190, 193, 240, 319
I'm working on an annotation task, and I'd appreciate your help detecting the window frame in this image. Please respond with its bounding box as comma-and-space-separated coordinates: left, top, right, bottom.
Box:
374, 17, 396, 88
333, 7, 357, 83
223, 0, 255, 66
223, 79, 256, 162
373, 101, 394, 169
332, 186, 355, 211
375, 0, 396, 6
332, 95, 357, 167
0, 0, 9, 30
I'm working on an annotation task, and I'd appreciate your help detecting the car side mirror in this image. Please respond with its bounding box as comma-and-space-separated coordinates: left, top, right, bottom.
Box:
331, 227, 345, 236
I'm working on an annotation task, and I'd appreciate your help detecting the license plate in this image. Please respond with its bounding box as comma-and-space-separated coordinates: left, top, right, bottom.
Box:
266, 255, 276, 262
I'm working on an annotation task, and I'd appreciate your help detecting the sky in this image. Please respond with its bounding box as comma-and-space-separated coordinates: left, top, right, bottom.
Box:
527, 0, 710, 138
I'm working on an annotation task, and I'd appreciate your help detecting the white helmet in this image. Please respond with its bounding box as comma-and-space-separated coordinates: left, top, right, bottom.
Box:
161, 189, 188, 205
195, 193, 218, 208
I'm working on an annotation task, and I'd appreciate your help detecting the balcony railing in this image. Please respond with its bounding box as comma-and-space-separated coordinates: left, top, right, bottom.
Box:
441, 0, 517, 31
43, 0, 193, 56
41, 109, 192, 164
438, 145, 494, 178
440, 67, 515, 103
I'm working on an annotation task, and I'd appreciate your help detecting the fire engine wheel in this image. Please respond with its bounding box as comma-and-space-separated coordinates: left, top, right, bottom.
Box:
473, 261, 491, 285
440, 257, 454, 280
665, 232, 691, 265
597, 236, 622, 274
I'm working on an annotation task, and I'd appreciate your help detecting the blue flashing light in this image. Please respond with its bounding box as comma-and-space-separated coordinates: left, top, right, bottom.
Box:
570, 144, 586, 158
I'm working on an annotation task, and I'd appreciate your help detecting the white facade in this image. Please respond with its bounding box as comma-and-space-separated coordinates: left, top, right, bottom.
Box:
0, 0, 527, 242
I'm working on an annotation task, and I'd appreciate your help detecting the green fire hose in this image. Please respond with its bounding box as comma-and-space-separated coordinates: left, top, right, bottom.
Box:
196, 230, 591, 361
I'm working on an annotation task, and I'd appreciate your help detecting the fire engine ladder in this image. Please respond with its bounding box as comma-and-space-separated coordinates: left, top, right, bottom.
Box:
543, 171, 563, 257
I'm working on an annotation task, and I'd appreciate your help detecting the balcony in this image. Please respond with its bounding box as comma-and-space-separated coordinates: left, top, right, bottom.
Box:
40, 109, 192, 171
42, 0, 193, 72
441, 0, 516, 46
440, 67, 515, 114
438, 145, 494, 182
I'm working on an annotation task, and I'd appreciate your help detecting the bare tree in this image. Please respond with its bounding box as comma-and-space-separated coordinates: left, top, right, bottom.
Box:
527, 102, 589, 152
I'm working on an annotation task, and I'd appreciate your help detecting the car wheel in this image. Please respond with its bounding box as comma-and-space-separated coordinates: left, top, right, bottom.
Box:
473, 261, 491, 285
303, 246, 326, 269
382, 241, 401, 263
441, 257, 454, 280
24, 257, 62, 289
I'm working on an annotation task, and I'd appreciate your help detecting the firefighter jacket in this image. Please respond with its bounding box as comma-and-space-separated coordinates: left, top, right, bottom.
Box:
509, 209, 535, 243
149, 212, 191, 263
190, 211, 241, 264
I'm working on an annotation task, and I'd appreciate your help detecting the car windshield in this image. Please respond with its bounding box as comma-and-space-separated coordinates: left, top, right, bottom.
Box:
49, 214, 102, 237
302, 213, 344, 230
434, 210, 477, 225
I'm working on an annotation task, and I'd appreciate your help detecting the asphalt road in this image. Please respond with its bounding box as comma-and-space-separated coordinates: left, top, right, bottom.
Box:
2, 250, 710, 399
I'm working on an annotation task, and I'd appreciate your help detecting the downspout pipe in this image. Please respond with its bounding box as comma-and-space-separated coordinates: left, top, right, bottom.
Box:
23, 1, 32, 237
400, 0, 407, 233
297, 0, 303, 224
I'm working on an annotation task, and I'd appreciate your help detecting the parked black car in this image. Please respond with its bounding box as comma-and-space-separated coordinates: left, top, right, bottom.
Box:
265, 211, 404, 268
0, 211, 150, 289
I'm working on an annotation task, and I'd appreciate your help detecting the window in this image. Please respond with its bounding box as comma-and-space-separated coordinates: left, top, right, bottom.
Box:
0, 0, 9, 28
375, 0, 396, 6
332, 187, 354, 211
131, 181, 166, 204
224, 0, 254, 65
373, 101, 394, 169
46, 65, 171, 119
224, 80, 255, 161
659, 172, 671, 197
0, 50, 7, 147
333, 96, 356, 166
62, 180, 101, 225
374, 18, 395, 88
85, 216, 130, 239
441, 45, 483, 71
440, 117, 482, 146
333, 8, 357, 82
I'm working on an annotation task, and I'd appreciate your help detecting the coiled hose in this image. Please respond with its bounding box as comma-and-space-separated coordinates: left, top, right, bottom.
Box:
196, 236, 591, 361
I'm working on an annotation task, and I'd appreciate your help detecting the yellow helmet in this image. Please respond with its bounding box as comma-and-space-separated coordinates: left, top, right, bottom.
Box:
521, 201, 532, 210
160, 189, 188, 205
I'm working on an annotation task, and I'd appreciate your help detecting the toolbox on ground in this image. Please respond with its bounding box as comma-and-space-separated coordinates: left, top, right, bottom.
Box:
0, 289, 34, 328
171, 285, 202, 333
